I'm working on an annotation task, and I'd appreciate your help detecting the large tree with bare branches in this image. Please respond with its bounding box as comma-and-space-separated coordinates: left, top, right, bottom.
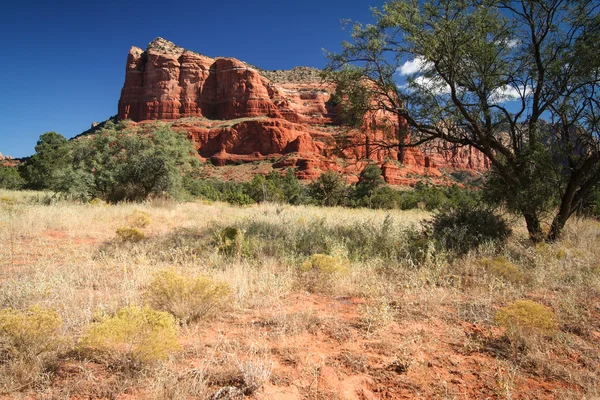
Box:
326, 0, 600, 241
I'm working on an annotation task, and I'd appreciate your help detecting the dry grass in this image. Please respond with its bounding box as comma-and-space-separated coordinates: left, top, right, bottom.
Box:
0, 188, 599, 398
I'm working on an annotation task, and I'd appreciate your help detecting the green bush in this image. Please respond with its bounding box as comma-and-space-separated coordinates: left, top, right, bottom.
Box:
0, 166, 24, 190
495, 300, 558, 336
245, 174, 285, 203
216, 226, 245, 257
370, 186, 403, 209
78, 305, 180, 366
144, 270, 232, 323
308, 171, 349, 207
127, 210, 151, 228
299, 254, 349, 293
223, 190, 254, 206
481, 257, 524, 283
429, 205, 511, 255
0, 306, 63, 358
116, 227, 145, 243
0, 306, 64, 391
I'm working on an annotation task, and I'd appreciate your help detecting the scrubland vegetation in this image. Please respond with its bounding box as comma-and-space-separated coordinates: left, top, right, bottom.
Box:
1, 189, 599, 398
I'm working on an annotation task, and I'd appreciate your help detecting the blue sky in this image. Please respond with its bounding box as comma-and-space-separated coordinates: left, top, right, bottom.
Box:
0, 0, 384, 158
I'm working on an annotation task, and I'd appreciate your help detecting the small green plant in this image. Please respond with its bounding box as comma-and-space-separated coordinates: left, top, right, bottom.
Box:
116, 226, 145, 243
495, 300, 558, 336
217, 226, 245, 257
88, 198, 107, 206
0, 306, 64, 391
481, 257, 524, 284
429, 205, 511, 255
78, 305, 180, 367
299, 254, 349, 293
144, 269, 232, 323
128, 209, 151, 228
0, 305, 63, 357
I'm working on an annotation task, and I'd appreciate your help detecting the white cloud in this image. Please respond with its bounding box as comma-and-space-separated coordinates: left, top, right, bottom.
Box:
397, 57, 428, 75
491, 85, 531, 102
506, 39, 519, 48
398, 75, 451, 95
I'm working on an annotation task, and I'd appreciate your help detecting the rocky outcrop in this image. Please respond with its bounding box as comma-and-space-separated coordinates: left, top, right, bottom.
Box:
0, 153, 18, 167
117, 38, 488, 185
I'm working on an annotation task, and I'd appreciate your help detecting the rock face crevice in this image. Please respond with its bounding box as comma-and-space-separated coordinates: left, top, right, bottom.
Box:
117, 38, 489, 184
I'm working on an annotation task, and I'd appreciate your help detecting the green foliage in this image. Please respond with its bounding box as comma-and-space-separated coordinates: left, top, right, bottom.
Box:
144, 269, 232, 323
19, 132, 70, 190
78, 305, 180, 366
216, 226, 245, 257
245, 174, 285, 203
308, 171, 349, 207
354, 164, 385, 206
0, 306, 64, 391
299, 254, 349, 292
370, 186, 403, 209
116, 227, 145, 243
127, 210, 151, 228
481, 257, 524, 284
0, 306, 63, 358
495, 300, 558, 336
52, 122, 198, 202
241, 215, 415, 263
429, 205, 511, 255
327, 0, 600, 241
0, 166, 24, 190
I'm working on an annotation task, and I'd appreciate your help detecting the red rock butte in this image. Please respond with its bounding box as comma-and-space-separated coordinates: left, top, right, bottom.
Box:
117, 38, 489, 184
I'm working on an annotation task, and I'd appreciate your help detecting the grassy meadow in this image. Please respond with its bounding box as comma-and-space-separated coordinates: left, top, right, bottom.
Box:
0, 189, 599, 399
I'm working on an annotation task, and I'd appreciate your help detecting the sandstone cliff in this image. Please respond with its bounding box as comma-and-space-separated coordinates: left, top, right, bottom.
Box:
117, 38, 488, 185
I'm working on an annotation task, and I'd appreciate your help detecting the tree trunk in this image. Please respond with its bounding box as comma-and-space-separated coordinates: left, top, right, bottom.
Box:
548, 188, 578, 241
523, 212, 544, 243
397, 113, 408, 164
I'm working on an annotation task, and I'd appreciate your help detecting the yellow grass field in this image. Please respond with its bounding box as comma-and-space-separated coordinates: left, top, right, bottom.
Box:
0, 189, 599, 399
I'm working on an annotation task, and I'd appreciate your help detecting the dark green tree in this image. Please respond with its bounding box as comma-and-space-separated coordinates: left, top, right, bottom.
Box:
19, 132, 70, 190
0, 165, 24, 190
308, 171, 349, 207
354, 164, 385, 207
57, 122, 199, 202
326, 0, 600, 241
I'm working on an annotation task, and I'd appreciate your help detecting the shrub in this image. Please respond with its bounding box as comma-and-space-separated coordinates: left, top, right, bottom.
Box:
0, 165, 24, 190
0, 306, 64, 391
116, 226, 145, 243
299, 254, 349, 292
429, 205, 511, 255
88, 198, 107, 206
370, 186, 403, 209
223, 190, 254, 206
127, 209, 151, 228
217, 226, 245, 257
144, 270, 232, 323
245, 174, 285, 203
78, 305, 180, 367
0, 306, 63, 358
308, 171, 349, 207
495, 300, 558, 336
481, 257, 524, 284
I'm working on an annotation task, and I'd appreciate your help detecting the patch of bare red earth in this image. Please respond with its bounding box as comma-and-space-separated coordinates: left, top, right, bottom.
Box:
45, 294, 578, 399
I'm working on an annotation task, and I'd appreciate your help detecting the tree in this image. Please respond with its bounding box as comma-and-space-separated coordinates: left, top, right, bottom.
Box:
326, 0, 600, 241
57, 122, 199, 202
354, 163, 385, 206
19, 132, 70, 190
308, 171, 349, 207
0, 165, 24, 190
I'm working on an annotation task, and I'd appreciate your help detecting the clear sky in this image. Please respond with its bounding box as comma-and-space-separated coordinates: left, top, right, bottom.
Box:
0, 0, 384, 158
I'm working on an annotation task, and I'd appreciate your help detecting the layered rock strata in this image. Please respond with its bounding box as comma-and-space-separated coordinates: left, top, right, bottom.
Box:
117, 38, 488, 184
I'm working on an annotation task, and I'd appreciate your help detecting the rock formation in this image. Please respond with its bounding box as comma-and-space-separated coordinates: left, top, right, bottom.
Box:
117, 38, 488, 185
